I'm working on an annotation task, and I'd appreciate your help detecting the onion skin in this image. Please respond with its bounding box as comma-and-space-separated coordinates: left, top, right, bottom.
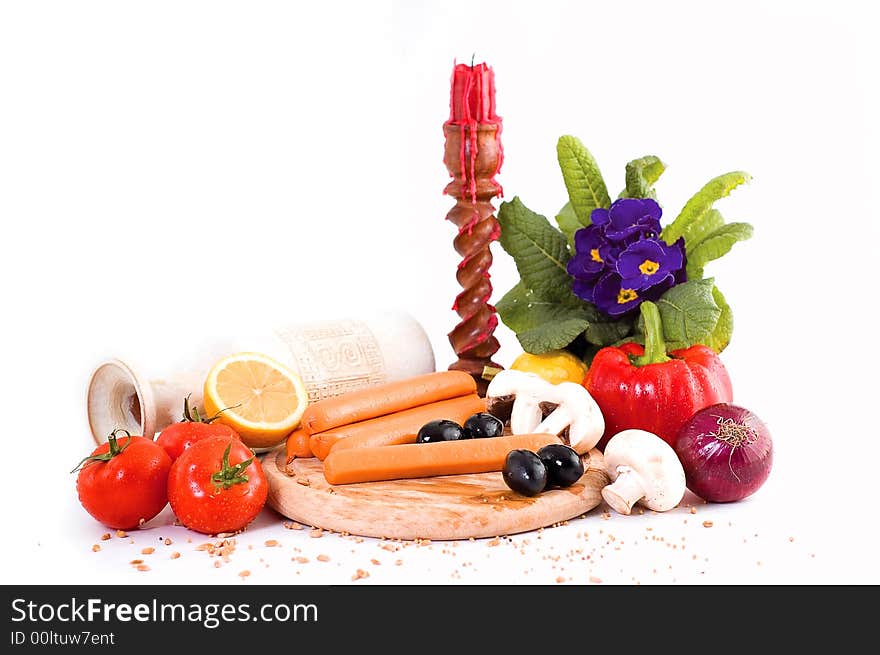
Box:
674, 403, 772, 503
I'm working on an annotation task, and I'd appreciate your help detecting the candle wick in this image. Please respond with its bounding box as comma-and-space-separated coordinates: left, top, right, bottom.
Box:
470, 53, 475, 69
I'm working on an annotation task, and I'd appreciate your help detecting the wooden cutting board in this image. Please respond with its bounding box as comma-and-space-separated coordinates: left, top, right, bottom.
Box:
262, 447, 609, 540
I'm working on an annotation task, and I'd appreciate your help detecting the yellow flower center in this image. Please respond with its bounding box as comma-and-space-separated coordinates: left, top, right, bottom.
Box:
590, 248, 603, 263
617, 288, 638, 304
639, 259, 660, 275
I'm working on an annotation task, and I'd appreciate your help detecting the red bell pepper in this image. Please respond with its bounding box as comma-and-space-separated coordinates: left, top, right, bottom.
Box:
584, 301, 733, 449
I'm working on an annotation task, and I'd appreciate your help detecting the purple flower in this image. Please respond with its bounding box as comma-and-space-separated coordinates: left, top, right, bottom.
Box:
592, 273, 642, 316
592, 271, 677, 317
568, 198, 687, 317
566, 225, 616, 281
592, 198, 662, 242
615, 238, 685, 290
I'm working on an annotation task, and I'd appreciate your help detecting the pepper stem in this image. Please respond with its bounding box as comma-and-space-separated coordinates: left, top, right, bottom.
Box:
634, 301, 670, 366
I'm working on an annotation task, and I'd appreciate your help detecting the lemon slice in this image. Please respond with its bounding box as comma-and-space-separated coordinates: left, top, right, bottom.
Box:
203, 352, 307, 449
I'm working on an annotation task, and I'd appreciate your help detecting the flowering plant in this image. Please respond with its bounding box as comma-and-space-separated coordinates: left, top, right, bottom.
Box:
496, 136, 753, 360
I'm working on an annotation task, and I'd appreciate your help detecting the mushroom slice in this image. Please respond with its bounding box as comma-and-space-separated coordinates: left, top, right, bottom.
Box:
601, 429, 686, 514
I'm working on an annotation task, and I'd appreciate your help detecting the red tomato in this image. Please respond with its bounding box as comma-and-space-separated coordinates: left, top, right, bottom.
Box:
157, 422, 239, 461
167, 436, 267, 535
75, 430, 172, 530
156, 395, 240, 461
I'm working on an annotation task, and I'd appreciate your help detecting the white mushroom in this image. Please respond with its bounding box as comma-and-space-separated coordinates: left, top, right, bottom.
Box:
485, 369, 605, 454
601, 429, 686, 515
486, 370, 551, 434
536, 382, 604, 454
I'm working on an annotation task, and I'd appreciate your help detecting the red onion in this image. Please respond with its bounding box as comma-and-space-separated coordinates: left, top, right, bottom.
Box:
673, 403, 772, 503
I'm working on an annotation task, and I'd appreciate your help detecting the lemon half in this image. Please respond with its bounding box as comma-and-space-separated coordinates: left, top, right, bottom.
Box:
203, 352, 307, 449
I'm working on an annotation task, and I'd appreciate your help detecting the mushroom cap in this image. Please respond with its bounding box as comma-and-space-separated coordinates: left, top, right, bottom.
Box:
603, 429, 686, 511
486, 369, 552, 398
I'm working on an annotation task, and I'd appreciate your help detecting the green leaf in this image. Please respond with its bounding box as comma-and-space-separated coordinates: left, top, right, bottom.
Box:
662, 171, 751, 244
654, 278, 722, 350
584, 318, 634, 347
619, 155, 666, 199
518, 319, 592, 354
495, 282, 537, 334
679, 208, 724, 249
556, 136, 611, 225
496, 283, 591, 355
555, 201, 583, 251
686, 222, 754, 279
496, 282, 621, 354
703, 285, 733, 353
497, 282, 599, 332
497, 197, 572, 302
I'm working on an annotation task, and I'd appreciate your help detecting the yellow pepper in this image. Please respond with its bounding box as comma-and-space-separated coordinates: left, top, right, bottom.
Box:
509, 350, 589, 385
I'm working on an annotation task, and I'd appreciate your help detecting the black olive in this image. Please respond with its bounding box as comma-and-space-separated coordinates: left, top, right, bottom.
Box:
537, 444, 584, 488
502, 449, 547, 497
417, 419, 466, 444
463, 412, 504, 439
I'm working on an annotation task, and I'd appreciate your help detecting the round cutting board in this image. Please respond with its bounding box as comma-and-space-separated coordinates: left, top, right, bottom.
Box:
262, 447, 609, 540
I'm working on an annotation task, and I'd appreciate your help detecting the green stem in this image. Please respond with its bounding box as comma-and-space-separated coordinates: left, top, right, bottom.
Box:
70, 429, 132, 473
182, 394, 202, 423
634, 301, 670, 366
210, 442, 254, 492
181, 394, 241, 424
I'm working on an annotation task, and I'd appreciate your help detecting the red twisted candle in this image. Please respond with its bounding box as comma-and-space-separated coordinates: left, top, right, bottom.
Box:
443, 61, 504, 396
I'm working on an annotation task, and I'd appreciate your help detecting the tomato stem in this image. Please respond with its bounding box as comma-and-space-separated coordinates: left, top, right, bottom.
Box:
70, 429, 133, 473
181, 394, 242, 424
210, 442, 254, 492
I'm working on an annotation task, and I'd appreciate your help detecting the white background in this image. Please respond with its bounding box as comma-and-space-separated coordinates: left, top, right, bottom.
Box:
1, 0, 878, 585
